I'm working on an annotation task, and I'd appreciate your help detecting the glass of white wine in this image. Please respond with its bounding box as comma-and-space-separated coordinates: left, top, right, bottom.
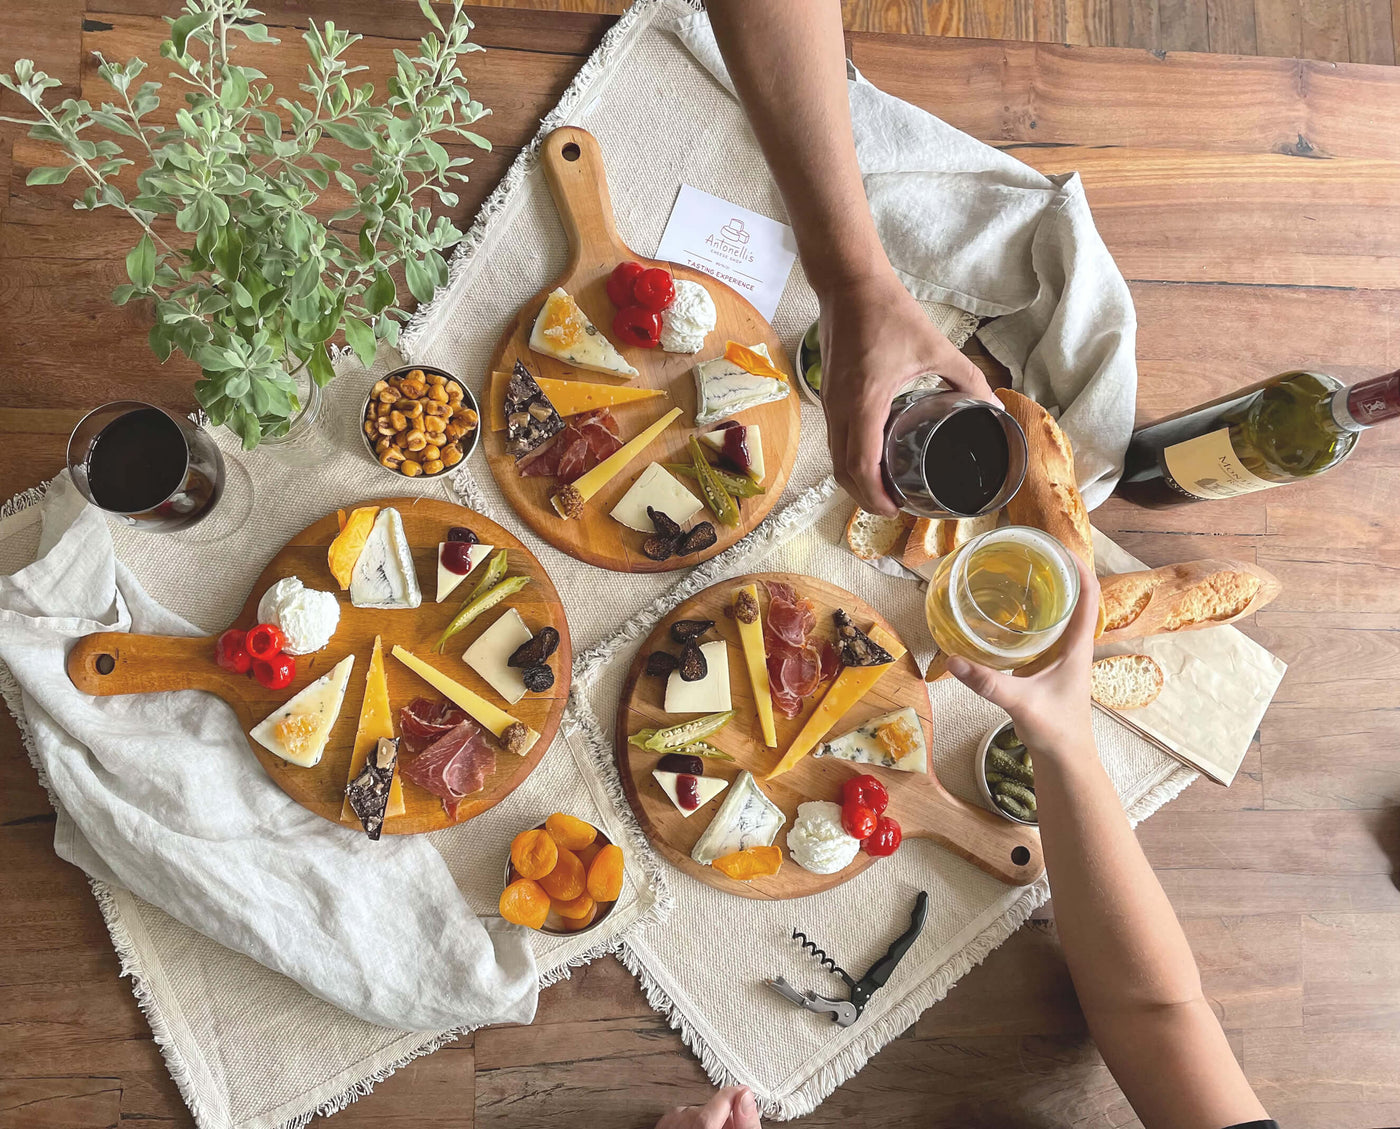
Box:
925, 526, 1080, 671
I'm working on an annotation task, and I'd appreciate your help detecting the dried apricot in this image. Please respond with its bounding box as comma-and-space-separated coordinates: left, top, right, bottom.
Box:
576, 839, 603, 869
327, 506, 378, 589
539, 847, 586, 901
558, 903, 598, 931
510, 828, 558, 880
545, 812, 598, 852
712, 845, 783, 881
552, 892, 594, 920
499, 879, 549, 930
586, 843, 624, 902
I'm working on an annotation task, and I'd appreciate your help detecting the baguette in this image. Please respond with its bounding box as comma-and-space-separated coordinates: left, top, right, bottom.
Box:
994, 388, 1103, 635
845, 506, 913, 561
900, 518, 944, 571
1090, 654, 1164, 709
1097, 559, 1281, 646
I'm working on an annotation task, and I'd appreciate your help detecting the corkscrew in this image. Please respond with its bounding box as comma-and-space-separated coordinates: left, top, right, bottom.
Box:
765, 891, 929, 1027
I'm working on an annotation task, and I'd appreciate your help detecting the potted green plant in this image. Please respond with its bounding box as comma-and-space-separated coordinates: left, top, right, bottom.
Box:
1, 0, 490, 458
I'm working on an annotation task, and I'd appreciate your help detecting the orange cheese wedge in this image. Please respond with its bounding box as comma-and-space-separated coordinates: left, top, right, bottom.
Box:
724, 341, 786, 382
488, 371, 666, 431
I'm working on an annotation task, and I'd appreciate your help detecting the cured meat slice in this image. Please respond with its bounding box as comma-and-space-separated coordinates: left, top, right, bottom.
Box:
399, 697, 468, 754
762, 583, 840, 718
400, 717, 497, 819
765, 581, 816, 647
516, 409, 621, 484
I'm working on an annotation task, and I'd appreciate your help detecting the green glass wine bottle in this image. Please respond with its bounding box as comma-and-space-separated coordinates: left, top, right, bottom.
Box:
1117, 369, 1400, 507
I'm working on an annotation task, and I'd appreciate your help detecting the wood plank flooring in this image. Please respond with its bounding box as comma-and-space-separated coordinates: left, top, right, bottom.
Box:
3, 3, 1399, 1128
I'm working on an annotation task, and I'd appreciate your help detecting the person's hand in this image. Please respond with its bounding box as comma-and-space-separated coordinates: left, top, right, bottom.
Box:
946, 555, 1100, 758
654, 1086, 761, 1129
817, 269, 993, 516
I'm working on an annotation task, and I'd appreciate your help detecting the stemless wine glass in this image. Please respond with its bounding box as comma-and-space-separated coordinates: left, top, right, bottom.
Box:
924, 525, 1080, 671
67, 401, 226, 532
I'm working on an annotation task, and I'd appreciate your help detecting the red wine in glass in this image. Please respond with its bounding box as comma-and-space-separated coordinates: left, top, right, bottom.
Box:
68, 402, 225, 531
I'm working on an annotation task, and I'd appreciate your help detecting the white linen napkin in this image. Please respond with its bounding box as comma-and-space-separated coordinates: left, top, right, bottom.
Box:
0, 472, 538, 1031
674, 15, 1138, 507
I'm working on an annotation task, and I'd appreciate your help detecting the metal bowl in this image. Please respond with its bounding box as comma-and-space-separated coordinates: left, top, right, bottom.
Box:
502, 821, 618, 937
974, 719, 1038, 826
360, 363, 481, 479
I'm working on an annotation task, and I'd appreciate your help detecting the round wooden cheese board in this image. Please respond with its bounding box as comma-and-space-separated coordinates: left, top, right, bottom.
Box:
66, 497, 571, 835
482, 126, 802, 573
616, 573, 1044, 898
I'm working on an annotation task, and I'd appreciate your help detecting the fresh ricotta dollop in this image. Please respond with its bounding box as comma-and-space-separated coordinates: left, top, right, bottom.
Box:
660, 279, 717, 354
786, 800, 861, 875
256, 576, 340, 655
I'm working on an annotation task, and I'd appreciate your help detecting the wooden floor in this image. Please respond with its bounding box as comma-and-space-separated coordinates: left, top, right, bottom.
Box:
3, 3, 1400, 1129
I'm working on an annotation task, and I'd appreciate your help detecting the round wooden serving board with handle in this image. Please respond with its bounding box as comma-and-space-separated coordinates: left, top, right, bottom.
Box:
66, 497, 571, 835
616, 573, 1044, 898
483, 126, 802, 573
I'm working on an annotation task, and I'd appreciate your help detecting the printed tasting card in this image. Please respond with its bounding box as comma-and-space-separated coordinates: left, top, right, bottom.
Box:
654, 185, 799, 322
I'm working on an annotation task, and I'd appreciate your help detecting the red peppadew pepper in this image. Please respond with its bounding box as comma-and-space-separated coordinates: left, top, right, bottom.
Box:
842, 802, 879, 841
631, 268, 675, 312
863, 815, 902, 857
253, 652, 296, 691
606, 261, 645, 307
842, 774, 889, 815
245, 623, 286, 664
613, 305, 662, 349
214, 629, 252, 674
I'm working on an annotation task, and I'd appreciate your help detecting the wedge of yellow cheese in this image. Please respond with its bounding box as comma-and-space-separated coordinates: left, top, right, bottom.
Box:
764, 624, 906, 780
341, 635, 405, 824
391, 645, 539, 755
551, 407, 682, 518
488, 371, 666, 431
734, 584, 777, 748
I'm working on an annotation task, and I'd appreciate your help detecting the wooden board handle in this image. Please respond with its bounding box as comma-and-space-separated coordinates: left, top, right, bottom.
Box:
67, 631, 238, 700
539, 126, 627, 272
910, 792, 1045, 885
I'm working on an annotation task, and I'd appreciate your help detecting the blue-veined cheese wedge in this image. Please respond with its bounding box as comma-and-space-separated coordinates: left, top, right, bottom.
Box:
250, 654, 356, 768
812, 706, 927, 774
691, 770, 785, 864
350, 507, 421, 610
529, 287, 638, 378
691, 343, 789, 426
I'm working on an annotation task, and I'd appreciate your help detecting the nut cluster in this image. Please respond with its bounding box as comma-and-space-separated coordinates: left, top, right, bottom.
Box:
364, 368, 478, 477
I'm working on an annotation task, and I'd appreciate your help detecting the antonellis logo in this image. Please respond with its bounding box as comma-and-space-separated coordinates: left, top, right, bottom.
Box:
704, 217, 755, 264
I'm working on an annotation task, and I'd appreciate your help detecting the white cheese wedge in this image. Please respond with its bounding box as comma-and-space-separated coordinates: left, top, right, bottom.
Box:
249, 654, 356, 768
692, 343, 790, 425
350, 507, 421, 610
813, 706, 928, 774
609, 463, 704, 533
691, 770, 785, 864
529, 286, 638, 378
698, 424, 765, 484
436, 542, 493, 604
463, 608, 534, 705
652, 769, 728, 817
664, 639, 731, 714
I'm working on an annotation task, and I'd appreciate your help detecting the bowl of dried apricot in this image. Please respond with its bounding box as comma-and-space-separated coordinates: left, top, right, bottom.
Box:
501, 812, 624, 935
361, 364, 480, 479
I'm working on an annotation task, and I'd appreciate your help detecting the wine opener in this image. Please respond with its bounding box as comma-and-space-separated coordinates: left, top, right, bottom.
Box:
765, 890, 929, 1027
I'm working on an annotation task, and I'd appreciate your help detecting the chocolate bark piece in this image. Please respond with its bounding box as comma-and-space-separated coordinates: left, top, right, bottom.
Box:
345, 736, 399, 840
503, 360, 564, 458
833, 608, 895, 667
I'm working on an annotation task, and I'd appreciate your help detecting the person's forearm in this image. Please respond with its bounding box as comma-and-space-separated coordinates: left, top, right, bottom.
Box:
1035, 743, 1267, 1128
707, 0, 884, 296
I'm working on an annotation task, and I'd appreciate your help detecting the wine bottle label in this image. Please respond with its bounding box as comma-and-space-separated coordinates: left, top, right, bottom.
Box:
1160, 428, 1281, 500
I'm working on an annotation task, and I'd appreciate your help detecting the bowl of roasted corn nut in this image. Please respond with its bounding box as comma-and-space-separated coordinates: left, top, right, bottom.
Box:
361, 364, 480, 479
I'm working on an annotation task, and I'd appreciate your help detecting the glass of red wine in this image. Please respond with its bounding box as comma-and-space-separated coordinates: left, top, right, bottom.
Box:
67, 402, 226, 532
882, 390, 1028, 519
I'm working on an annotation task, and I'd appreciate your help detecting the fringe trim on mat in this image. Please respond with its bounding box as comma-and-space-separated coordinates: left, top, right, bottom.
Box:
619, 876, 1050, 1121
399, 0, 702, 355
572, 476, 842, 690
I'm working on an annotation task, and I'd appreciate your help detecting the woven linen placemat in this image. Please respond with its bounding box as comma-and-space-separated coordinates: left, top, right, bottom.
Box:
389, 0, 1196, 1118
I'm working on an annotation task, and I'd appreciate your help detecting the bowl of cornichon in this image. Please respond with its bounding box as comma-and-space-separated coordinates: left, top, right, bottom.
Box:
976, 721, 1038, 825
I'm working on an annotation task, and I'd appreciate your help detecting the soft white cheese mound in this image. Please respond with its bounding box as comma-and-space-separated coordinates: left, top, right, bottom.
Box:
660, 279, 717, 354
256, 576, 340, 655
786, 800, 861, 875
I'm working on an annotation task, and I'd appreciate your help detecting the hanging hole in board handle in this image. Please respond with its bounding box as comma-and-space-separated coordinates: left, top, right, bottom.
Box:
561, 142, 581, 162
95, 654, 116, 675
1011, 845, 1031, 867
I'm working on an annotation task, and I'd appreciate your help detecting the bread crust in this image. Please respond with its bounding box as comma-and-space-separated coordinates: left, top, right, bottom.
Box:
1098, 559, 1282, 645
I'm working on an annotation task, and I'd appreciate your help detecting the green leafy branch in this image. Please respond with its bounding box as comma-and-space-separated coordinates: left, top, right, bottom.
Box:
0, 0, 490, 449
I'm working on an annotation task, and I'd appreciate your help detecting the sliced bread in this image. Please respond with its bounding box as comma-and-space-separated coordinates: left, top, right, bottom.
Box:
845, 506, 913, 561
935, 510, 1001, 556
900, 518, 945, 572
1090, 654, 1164, 709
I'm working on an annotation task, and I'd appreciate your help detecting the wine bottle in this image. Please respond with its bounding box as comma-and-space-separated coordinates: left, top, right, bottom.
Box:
1117, 369, 1400, 506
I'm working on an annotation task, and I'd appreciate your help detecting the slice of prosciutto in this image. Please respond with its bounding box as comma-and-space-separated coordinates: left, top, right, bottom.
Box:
399, 717, 497, 820
517, 409, 622, 483
399, 697, 468, 755
763, 582, 838, 718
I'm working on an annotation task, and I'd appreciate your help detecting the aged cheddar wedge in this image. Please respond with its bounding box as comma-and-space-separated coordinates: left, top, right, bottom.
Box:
340, 636, 405, 825
391, 645, 540, 756
551, 407, 682, 518
764, 624, 906, 780
733, 584, 777, 748
488, 371, 666, 430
